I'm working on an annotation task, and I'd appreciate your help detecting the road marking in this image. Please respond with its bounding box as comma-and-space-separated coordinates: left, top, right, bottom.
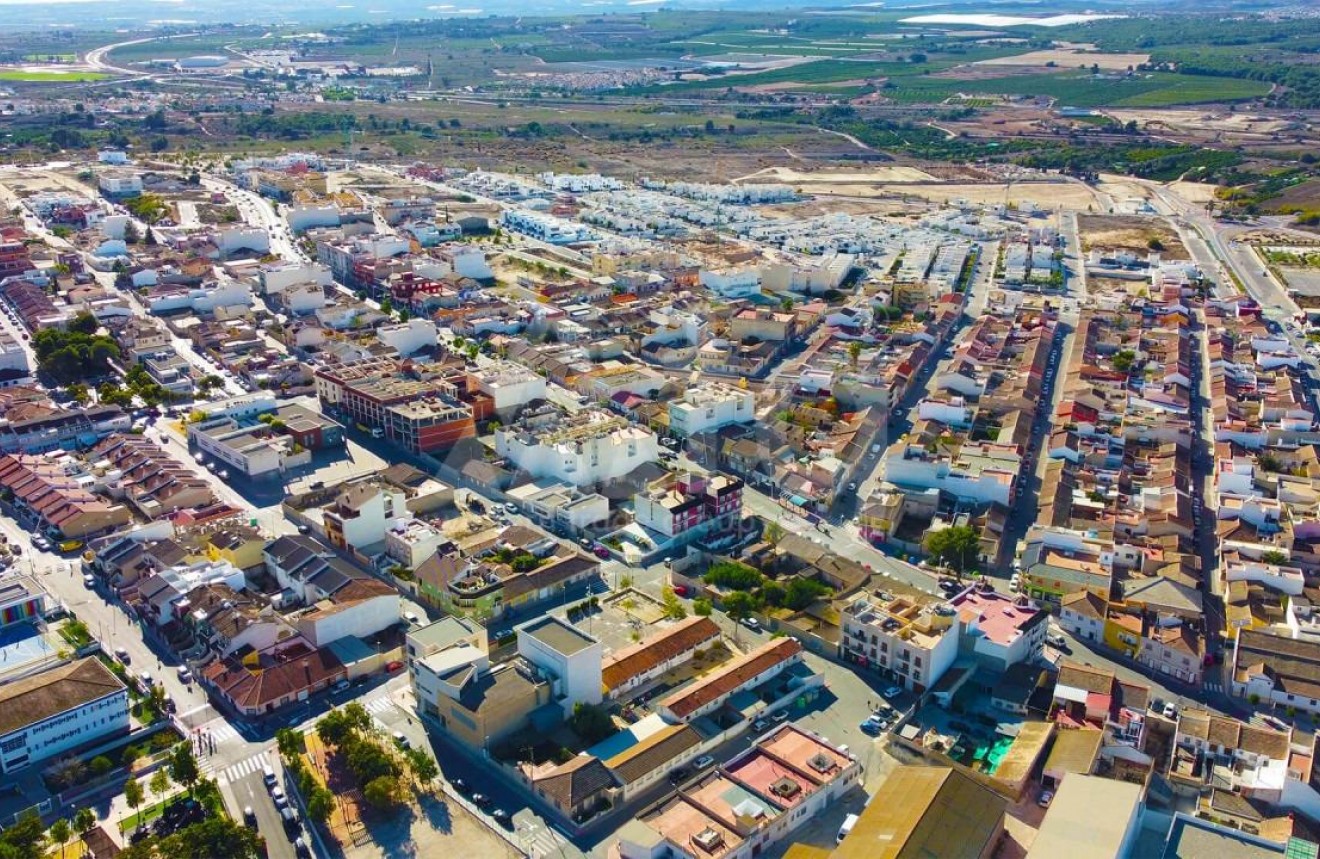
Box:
218, 752, 271, 786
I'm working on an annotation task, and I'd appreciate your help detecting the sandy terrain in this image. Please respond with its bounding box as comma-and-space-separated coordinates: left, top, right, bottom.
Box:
974, 49, 1150, 71
1106, 108, 1298, 137
1166, 180, 1218, 205
878, 181, 1100, 210
1078, 214, 1190, 260
734, 165, 938, 184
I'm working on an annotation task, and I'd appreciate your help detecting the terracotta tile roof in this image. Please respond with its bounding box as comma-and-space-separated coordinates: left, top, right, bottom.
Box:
1056, 661, 1114, 695
602, 617, 721, 692
1060, 590, 1107, 621
661, 638, 802, 720
202, 646, 344, 712
0, 657, 124, 736
532, 755, 617, 810
606, 724, 702, 785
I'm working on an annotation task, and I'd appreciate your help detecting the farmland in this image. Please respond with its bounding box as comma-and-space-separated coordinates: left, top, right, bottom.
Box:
0, 69, 109, 82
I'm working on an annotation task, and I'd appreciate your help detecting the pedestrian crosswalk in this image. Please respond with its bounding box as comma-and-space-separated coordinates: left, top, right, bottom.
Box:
1204, 681, 1224, 694
204, 721, 241, 744
217, 751, 272, 786
363, 695, 395, 716
520, 822, 567, 859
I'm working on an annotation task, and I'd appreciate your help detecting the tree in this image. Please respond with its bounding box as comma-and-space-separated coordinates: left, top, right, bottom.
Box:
149, 768, 171, 804
362, 775, 403, 809
0, 813, 45, 859
1262, 550, 1289, 565
847, 340, 863, 368
169, 745, 200, 796
568, 702, 617, 744
404, 748, 439, 784
47, 819, 70, 858
306, 786, 335, 823
275, 727, 305, 761
121, 744, 141, 769
64, 382, 89, 405
783, 578, 830, 610
72, 808, 95, 839
723, 590, 759, 625
760, 580, 787, 607
117, 816, 264, 859
123, 220, 140, 244
89, 756, 113, 777
780, 296, 794, 313
661, 586, 687, 620
693, 597, 713, 617
924, 525, 980, 575
704, 561, 762, 591
764, 520, 785, 547
124, 778, 145, 831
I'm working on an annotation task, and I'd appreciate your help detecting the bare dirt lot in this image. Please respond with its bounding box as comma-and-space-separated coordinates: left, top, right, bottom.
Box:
974, 49, 1150, 71
734, 165, 938, 184
1078, 214, 1190, 260
889, 181, 1101, 210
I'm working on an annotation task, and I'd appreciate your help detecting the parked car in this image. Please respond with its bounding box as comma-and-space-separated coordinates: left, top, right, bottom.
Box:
177, 667, 192, 684
741, 617, 760, 631
114, 647, 130, 664
881, 685, 902, 699
492, 809, 513, 829
392, 731, 410, 749
693, 755, 715, 770
593, 545, 610, 559
243, 807, 257, 828
771, 711, 789, 724
471, 793, 492, 809
1046, 633, 1068, 650
272, 787, 287, 808
263, 765, 277, 787
1037, 789, 1054, 808
82, 574, 96, 588
860, 718, 882, 736
1162, 702, 1178, 720
451, 778, 469, 795
333, 679, 351, 693
752, 719, 768, 733
138, 671, 154, 688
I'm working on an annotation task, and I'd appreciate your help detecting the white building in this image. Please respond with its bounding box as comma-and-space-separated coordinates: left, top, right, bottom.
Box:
415, 246, 493, 281
0, 658, 129, 774
471, 362, 547, 413
188, 416, 308, 477
216, 227, 270, 257
260, 261, 334, 296
839, 594, 960, 695
98, 173, 142, 198
495, 410, 659, 487
376, 318, 438, 358
506, 480, 610, 533
699, 267, 762, 299
293, 579, 401, 647
323, 480, 409, 553
384, 518, 445, 569
668, 382, 755, 437
287, 205, 341, 233
516, 616, 603, 716
949, 585, 1047, 671
147, 279, 252, 316
283, 282, 327, 315
0, 333, 30, 377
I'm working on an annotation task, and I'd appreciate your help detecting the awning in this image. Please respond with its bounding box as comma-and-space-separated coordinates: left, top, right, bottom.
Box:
790, 495, 807, 507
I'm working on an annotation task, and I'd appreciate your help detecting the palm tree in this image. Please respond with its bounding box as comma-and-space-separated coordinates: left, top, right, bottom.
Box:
124, 778, 144, 833
48, 818, 70, 859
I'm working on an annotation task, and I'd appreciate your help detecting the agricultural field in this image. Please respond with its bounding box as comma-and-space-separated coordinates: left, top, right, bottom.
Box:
0, 69, 109, 82
881, 71, 1267, 108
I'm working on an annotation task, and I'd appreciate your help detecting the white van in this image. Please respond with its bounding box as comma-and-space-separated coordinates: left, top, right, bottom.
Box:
837, 813, 859, 844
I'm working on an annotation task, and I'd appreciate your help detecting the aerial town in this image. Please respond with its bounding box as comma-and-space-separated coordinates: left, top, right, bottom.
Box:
3, 4, 1320, 859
